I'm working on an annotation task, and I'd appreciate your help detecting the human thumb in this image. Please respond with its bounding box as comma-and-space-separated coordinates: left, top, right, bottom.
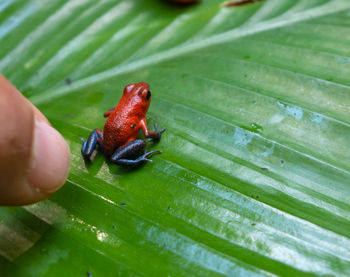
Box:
0, 75, 70, 206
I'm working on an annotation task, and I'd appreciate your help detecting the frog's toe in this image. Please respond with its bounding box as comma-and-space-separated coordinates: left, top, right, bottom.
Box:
133, 150, 162, 164
81, 129, 103, 160
144, 150, 162, 158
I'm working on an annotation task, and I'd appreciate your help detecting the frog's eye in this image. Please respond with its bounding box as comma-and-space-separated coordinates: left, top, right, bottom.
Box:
141, 89, 151, 100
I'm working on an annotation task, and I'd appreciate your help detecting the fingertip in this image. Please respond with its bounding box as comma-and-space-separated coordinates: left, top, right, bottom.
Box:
28, 121, 71, 194
0, 76, 70, 206
30, 102, 51, 125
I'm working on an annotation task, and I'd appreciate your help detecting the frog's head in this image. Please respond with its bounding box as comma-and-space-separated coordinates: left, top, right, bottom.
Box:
123, 82, 151, 113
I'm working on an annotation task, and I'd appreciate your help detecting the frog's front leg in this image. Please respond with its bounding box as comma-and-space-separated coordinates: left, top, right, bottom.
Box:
110, 139, 161, 167
81, 128, 103, 159
140, 118, 166, 142
103, 107, 115, 118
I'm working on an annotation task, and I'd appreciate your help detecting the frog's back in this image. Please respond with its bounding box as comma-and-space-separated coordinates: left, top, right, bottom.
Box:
103, 108, 140, 156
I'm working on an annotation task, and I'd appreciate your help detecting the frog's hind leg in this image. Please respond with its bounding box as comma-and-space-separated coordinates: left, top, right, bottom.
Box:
110, 139, 161, 167
81, 128, 103, 159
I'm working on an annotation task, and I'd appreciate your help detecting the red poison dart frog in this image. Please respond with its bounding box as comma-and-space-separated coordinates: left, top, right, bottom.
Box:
81, 82, 165, 167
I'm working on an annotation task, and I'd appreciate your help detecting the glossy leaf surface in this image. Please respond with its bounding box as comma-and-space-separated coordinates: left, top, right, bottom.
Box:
1, 0, 350, 276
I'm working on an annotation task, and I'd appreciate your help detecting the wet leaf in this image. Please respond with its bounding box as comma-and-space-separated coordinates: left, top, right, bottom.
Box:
1, 0, 350, 276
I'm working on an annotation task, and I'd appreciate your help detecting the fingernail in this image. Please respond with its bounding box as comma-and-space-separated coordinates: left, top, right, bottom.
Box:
28, 121, 70, 193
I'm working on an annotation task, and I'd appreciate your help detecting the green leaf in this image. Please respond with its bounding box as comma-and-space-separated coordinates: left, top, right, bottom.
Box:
1, 0, 350, 276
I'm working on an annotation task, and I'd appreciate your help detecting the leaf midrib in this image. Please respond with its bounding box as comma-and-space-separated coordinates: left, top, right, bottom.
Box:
29, 0, 350, 105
